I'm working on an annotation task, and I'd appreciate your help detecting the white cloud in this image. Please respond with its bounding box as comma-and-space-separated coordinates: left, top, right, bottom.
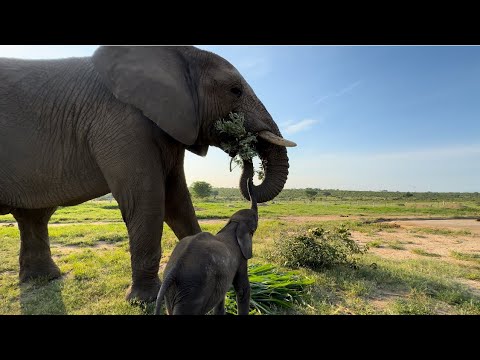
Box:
335, 80, 361, 96
283, 119, 320, 134
314, 80, 361, 105
314, 95, 330, 104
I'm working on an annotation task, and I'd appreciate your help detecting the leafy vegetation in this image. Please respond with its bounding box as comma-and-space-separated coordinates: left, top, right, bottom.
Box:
224, 264, 314, 315
190, 181, 213, 199
305, 188, 318, 202
215, 112, 264, 180
268, 226, 368, 270
1, 188, 479, 315
450, 251, 480, 263
411, 249, 441, 257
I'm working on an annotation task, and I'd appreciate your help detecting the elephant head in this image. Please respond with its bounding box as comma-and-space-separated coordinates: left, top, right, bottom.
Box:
92, 46, 296, 203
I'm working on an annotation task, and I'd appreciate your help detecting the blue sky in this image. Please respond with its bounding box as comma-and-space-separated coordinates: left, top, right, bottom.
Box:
1, 45, 478, 192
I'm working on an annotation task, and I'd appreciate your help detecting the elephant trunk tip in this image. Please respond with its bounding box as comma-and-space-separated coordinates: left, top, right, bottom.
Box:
247, 177, 257, 213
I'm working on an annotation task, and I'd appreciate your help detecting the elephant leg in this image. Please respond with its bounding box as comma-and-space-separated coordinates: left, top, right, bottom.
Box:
110, 173, 165, 303
233, 266, 251, 315
11, 207, 61, 282
172, 303, 204, 315
164, 166, 201, 240
213, 298, 226, 315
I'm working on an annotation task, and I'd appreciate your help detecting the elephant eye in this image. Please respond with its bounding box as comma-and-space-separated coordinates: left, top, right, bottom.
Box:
230, 87, 243, 97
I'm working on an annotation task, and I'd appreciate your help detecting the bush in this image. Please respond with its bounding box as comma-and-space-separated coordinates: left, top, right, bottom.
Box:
268, 226, 368, 270
191, 181, 212, 198
305, 188, 318, 202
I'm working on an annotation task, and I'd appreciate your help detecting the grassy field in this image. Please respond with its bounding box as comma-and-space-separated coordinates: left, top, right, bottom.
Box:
1, 190, 479, 315
1, 194, 479, 224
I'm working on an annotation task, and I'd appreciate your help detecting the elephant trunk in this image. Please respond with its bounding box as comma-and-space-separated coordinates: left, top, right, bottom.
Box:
246, 176, 257, 213
239, 141, 289, 203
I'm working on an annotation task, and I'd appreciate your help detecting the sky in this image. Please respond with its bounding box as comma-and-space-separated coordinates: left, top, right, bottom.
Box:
1, 45, 478, 192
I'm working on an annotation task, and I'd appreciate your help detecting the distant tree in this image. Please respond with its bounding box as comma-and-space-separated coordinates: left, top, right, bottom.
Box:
305, 188, 318, 202
405, 192, 414, 198
212, 190, 219, 200
323, 191, 332, 197
191, 181, 212, 199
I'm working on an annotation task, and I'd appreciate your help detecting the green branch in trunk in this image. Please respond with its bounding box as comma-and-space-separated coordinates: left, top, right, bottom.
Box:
215, 112, 265, 181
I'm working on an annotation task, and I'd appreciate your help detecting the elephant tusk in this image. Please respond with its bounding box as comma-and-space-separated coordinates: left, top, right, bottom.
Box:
258, 131, 297, 147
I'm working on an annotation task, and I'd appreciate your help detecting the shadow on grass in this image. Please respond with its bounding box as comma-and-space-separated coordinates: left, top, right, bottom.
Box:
306, 258, 480, 313
20, 277, 67, 315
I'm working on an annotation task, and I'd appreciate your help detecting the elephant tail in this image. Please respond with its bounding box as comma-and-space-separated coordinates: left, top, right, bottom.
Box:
154, 267, 177, 315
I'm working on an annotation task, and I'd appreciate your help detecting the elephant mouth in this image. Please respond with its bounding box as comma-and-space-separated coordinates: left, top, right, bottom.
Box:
213, 113, 296, 203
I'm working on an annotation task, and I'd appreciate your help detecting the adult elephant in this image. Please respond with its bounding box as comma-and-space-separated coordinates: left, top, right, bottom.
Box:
0, 46, 296, 302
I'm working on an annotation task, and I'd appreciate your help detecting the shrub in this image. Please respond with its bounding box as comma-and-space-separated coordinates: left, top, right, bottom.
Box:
191, 181, 212, 198
268, 226, 368, 270
305, 188, 318, 202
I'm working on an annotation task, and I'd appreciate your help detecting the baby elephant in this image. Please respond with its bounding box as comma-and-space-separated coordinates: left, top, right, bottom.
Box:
154, 178, 258, 315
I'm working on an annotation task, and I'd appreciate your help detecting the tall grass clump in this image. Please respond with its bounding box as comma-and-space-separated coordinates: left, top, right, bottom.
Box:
268, 226, 368, 270
225, 264, 314, 315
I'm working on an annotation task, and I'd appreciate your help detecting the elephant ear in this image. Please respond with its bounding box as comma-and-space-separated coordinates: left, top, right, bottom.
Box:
92, 46, 199, 146
186, 144, 209, 157
235, 223, 253, 260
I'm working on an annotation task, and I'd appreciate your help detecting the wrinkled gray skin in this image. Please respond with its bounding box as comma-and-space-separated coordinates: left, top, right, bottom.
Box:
0, 46, 295, 302
155, 177, 258, 315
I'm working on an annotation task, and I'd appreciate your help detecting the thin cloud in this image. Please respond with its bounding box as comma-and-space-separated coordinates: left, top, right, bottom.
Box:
237, 57, 271, 78
314, 80, 361, 104
314, 95, 330, 104
283, 119, 319, 134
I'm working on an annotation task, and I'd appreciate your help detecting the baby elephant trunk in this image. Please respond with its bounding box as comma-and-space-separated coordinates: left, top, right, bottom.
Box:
247, 176, 257, 214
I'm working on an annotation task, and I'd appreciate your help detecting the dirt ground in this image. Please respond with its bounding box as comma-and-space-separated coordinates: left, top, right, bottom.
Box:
399, 219, 480, 235
3, 216, 479, 261
351, 219, 480, 260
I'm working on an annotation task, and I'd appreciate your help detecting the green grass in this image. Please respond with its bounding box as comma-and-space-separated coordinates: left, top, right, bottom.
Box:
298, 254, 480, 315
366, 240, 383, 248
387, 241, 406, 250
408, 227, 474, 237
224, 264, 314, 315
1, 196, 479, 315
2, 195, 479, 224
411, 249, 441, 257
450, 251, 480, 264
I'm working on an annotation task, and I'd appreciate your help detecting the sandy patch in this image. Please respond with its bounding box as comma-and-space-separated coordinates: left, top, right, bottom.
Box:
369, 289, 409, 311
456, 278, 480, 297
398, 219, 480, 235
352, 220, 480, 262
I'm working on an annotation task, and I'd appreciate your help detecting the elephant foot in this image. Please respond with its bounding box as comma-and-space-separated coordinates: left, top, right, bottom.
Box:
19, 259, 61, 283
126, 278, 161, 303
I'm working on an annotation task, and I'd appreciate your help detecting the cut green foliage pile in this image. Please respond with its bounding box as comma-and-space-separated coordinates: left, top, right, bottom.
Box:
215, 112, 265, 180
224, 263, 314, 315
268, 226, 369, 270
